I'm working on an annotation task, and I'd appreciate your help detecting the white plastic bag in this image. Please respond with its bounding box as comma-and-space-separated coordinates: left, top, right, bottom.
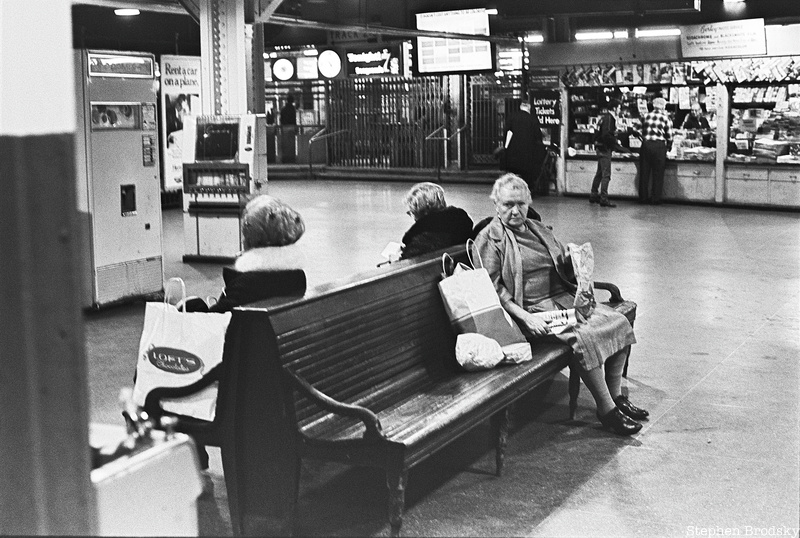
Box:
455, 333, 504, 371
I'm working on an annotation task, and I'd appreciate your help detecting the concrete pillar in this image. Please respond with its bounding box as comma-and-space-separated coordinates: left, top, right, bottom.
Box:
0, 0, 95, 534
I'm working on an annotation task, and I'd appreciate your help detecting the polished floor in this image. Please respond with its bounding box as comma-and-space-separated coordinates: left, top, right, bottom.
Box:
84, 180, 800, 537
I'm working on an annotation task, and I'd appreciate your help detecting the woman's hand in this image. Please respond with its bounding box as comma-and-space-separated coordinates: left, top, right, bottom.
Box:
520, 312, 551, 337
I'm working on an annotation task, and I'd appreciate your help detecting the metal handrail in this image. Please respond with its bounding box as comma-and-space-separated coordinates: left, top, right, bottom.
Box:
308, 128, 349, 178
424, 123, 469, 142
424, 124, 470, 180
424, 125, 447, 141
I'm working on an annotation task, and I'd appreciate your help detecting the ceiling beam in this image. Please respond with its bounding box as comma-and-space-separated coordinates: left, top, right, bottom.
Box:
254, 0, 284, 25
266, 13, 521, 45
71, 0, 188, 15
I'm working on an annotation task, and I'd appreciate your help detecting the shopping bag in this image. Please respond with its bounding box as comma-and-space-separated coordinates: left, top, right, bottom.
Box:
438, 243, 526, 347
132, 278, 232, 421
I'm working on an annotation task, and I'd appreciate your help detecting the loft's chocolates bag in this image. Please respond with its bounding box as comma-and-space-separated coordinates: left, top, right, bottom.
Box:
132, 278, 232, 421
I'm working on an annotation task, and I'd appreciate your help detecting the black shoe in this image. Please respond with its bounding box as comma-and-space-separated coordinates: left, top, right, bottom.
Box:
599, 198, 617, 208
614, 395, 649, 420
597, 408, 642, 436
589, 194, 600, 204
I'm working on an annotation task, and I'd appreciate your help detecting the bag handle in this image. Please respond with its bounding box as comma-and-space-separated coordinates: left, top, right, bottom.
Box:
441, 253, 455, 277
164, 277, 187, 313
466, 239, 484, 270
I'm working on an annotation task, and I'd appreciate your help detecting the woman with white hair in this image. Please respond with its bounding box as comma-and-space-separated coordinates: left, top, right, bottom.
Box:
473, 173, 646, 436
399, 182, 473, 260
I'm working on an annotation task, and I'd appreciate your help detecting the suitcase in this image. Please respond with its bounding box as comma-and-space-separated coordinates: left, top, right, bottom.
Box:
90, 423, 203, 536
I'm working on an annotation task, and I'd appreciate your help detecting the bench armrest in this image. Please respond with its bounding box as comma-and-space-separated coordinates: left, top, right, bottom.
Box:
143, 364, 222, 420
282, 367, 385, 441
595, 281, 624, 303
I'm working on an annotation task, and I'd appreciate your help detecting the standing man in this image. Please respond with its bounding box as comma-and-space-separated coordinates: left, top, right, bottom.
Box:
590, 99, 633, 208
504, 96, 547, 196
279, 95, 298, 163
638, 97, 673, 205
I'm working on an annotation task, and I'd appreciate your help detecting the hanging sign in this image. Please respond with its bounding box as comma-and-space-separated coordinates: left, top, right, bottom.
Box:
345, 46, 401, 77
529, 69, 561, 89
681, 18, 766, 59
160, 55, 201, 192
530, 89, 561, 127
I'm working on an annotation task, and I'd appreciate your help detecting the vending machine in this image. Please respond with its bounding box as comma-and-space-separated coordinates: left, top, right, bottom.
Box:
181, 114, 267, 261
74, 50, 164, 308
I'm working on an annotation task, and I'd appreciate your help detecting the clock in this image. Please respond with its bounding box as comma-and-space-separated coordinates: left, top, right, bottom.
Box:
272, 58, 294, 81
318, 50, 342, 79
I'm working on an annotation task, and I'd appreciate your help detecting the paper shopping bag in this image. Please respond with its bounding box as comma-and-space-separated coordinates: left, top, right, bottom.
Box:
132, 302, 232, 421
438, 252, 526, 347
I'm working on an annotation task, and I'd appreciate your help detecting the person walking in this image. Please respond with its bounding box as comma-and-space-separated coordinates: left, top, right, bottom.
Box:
504, 96, 547, 197
638, 97, 673, 205
590, 99, 633, 208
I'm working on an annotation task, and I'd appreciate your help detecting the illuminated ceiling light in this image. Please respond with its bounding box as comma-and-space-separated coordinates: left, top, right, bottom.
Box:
575, 31, 614, 41
635, 27, 681, 37
613, 30, 629, 39
485, 8, 499, 15
524, 32, 544, 43
723, 0, 745, 3
114, 8, 140, 16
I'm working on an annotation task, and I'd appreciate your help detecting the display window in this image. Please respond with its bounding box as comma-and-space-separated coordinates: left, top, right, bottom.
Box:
728, 83, 800, 165
567, 85, 717, 162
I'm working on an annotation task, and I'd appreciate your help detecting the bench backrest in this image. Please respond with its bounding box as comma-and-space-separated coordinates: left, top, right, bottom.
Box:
225, 248, 466, 432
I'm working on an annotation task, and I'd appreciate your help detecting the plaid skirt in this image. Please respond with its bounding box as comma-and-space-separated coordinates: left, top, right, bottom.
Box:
526, 291, 636, 371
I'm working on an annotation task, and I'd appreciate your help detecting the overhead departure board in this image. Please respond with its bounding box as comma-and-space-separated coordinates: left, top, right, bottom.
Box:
414, 8, 494, 75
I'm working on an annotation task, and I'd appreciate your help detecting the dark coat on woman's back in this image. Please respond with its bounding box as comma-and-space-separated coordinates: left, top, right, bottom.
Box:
400, 206, 473, 260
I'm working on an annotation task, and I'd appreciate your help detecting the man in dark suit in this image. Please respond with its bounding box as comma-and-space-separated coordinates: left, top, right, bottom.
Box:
504, 96, 547, 196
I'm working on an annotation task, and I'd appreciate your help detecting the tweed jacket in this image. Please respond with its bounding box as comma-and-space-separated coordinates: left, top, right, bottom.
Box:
473, 216, 577, 312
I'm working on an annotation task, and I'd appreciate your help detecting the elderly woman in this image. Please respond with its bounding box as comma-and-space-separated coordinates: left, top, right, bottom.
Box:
208, 194, 307, 311
399, 182, 473, 260
182, 194, 307, 313
473, 173, 647, 435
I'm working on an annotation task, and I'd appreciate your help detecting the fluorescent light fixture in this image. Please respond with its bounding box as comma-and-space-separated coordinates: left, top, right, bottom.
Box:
114, 8, 140, 16
723, 0, 745, 3
575, 31, 614, 41
613, 30, 629, 39
635, 27, 681, 37
524, 32, 544, 43
485, 8, 498, 15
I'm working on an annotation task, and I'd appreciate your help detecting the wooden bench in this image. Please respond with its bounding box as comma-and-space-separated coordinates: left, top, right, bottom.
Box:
216, 247, 636, 536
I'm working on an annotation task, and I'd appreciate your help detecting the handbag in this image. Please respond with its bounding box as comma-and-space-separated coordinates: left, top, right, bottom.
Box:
438, 242, 527, 347
132, 278, 232, 421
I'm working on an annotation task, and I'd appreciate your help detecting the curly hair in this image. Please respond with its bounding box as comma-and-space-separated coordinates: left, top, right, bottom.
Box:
490, 173, 532, 204
403, 182, 447, 220
241, 195, 305, 250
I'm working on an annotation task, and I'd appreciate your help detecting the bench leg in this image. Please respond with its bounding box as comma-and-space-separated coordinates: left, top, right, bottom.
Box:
386, 468, 408, 537
492, 407, 511, 477
568, 364, 581, 420
623, 322, 634, 378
